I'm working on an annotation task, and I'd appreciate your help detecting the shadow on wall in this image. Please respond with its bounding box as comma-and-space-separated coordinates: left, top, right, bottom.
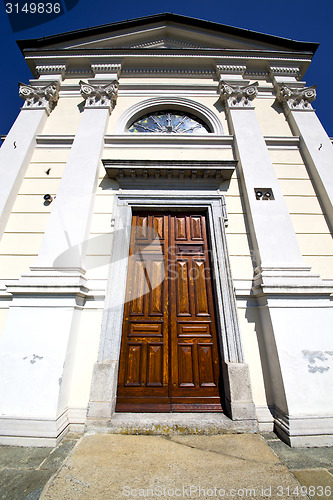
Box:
244, 302, 275, 411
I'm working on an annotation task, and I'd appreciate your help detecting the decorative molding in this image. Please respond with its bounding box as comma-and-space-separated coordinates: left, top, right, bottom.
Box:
244, 69, 269, 79
104, 135, 233, 149
103, 159, 237, 188
219, 81, 259, 108
264, 136, 300, 149
122, 67, 214, 76
114, 96, 224, 135
35, 65, 66, 77
79, 80, 119, 110
276, 83, 316, 111
128, 38, 207, 49
34, 134, 301, 150
91, 64, 121, 76
65, 68, 93, 77
19, 81, 60, 114
270, 66, 301, 78
216, 64, 246, 77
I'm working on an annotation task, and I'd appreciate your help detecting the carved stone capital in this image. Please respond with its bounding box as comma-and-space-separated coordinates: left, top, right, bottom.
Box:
219, 81, 259, 108
79, 80, 119, 111
276, 84, 316, 111
19, 81, 60, 114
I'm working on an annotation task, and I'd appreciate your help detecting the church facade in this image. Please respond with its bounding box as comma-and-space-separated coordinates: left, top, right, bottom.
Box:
0, 13, 332, 447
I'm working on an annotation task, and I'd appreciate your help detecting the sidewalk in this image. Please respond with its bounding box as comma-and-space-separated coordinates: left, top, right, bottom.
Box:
0, 432, 332, 499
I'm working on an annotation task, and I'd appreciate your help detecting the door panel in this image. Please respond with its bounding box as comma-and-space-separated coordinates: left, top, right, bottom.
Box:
116, 212, 222, 412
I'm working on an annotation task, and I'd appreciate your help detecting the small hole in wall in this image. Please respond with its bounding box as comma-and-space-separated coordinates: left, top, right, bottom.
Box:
255, 188, 274, 200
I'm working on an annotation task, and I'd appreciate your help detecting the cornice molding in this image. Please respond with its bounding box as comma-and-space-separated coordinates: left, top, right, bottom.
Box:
34, 134, 300, 150
244, 69, 269, 79
128, 38, 207, 49
122, 67, 214, 76
79, 80, 119, 111
103, 159, 237, 188
270, 66, 301, 79
219, 81, 259, 108
19, 81, 60, 114
215, 64, 246, 78
91, 63, 121, 77
276, 83, 316, 111
35, 64, 66, 77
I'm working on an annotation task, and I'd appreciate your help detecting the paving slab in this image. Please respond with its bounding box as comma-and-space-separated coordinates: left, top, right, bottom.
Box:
291, 469, 333, 500
0, 436, 78, 500
264, 434, 333, 470
40, 433, 304, 499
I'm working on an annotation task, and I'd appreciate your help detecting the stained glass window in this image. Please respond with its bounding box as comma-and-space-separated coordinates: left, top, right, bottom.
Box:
128, 110, 211, 134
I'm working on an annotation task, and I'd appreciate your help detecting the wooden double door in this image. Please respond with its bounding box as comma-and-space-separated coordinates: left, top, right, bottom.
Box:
116, 212, 223, 412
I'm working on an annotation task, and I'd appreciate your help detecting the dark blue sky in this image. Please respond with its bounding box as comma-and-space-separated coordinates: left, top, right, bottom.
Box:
0, 0, 332, 136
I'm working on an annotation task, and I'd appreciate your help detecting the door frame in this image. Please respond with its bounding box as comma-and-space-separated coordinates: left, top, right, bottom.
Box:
87, 193, 256, 422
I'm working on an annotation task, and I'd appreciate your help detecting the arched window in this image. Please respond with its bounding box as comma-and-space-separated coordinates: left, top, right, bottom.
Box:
128, 110, 211, 134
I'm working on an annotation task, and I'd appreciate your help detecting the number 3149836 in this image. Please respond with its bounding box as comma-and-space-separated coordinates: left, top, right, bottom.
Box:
6, 3, 61, 14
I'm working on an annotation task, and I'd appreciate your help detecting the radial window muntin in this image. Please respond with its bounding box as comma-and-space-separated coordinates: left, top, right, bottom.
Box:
128, 110, 211, 134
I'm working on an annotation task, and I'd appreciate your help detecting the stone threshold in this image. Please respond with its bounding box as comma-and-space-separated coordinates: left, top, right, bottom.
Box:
87, 413, 259, 435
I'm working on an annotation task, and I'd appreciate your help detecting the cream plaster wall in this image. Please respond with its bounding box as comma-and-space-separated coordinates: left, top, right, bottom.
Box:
0, 149, 69, 281
42, 97, 83, 135
272, 152, 333, 279
102, 147, 233, 161
237, 303, 268, 407
68, 308, 103, 410
254, 98, 292, 137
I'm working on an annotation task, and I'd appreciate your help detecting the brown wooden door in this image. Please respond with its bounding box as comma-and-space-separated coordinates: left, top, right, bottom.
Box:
116, 212, 223, 412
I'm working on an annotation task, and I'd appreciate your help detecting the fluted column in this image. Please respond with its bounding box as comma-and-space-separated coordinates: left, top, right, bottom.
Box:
33, 80, 119, 271
0, 82, 59, 240
276, 83, 333, 229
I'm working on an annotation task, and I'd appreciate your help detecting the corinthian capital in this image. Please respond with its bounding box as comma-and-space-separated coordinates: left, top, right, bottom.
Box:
19, 81, 60, 114
276, 84, 316, 110
219, 81, 258, 108
79, 80, 119, 111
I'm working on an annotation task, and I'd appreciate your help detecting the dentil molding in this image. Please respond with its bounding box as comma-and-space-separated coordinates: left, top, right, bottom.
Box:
19, 81, 60, 114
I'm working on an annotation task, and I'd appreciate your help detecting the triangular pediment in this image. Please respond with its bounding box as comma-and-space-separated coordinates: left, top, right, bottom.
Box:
17, 13, 318, 55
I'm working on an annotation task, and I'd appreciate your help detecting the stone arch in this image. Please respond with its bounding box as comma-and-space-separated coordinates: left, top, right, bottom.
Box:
114, 97, 224, 135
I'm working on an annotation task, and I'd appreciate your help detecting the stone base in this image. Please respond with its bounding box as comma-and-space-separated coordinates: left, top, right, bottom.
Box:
274, 408, 333, 447
87, 412, 258, 435
256, 405, 274, 432
0, 408, 86, 447
86, 360, 119, 425
222, 361, 257, 421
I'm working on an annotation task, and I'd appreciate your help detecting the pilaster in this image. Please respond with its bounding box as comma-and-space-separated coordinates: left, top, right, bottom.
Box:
219, 80, 314, 282
0, 78, 119, 445
275, 81, 333, 230
0, 81, 59, 241
220, 80, 333, 447
34, 79, 119, 271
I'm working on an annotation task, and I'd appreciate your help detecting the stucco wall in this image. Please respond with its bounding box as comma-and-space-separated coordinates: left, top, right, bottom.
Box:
0, 148, 70, 280
270, 149, 333, 279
